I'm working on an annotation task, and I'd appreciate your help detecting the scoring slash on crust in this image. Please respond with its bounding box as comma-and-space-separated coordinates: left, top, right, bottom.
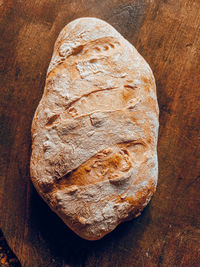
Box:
30, 17, 159, 240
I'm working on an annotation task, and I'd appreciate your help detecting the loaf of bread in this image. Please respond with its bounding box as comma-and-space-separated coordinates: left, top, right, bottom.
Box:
30, 17, 159, 240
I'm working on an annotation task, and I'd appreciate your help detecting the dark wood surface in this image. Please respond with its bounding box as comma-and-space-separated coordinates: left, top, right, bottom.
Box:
0, 0, 200, 266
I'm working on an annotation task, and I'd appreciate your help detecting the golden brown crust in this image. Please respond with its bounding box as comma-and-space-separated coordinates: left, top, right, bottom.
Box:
30, 17, 159, 240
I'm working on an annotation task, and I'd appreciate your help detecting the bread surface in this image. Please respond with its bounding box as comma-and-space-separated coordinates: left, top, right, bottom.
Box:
30, 17, 159, 240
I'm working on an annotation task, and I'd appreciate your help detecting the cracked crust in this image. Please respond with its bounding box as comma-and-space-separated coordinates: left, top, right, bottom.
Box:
30, 17, 159, 240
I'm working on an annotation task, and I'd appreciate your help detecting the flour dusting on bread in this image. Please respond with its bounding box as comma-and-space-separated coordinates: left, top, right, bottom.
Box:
30, 17, 159, 240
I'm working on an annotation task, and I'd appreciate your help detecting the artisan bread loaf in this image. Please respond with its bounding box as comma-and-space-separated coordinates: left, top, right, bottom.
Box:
30, 17, 159, 240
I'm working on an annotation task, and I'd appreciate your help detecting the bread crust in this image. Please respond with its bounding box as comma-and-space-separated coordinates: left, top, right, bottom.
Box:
30, 17, 159, 240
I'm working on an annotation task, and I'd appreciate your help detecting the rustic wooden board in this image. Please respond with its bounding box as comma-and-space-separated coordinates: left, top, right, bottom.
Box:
0, 0, 200, 266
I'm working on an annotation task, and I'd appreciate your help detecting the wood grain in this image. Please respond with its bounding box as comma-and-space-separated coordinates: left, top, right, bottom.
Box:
0, 0, 200, 266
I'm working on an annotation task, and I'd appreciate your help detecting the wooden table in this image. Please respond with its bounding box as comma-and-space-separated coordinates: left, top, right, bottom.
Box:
0, 0, 200, 266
